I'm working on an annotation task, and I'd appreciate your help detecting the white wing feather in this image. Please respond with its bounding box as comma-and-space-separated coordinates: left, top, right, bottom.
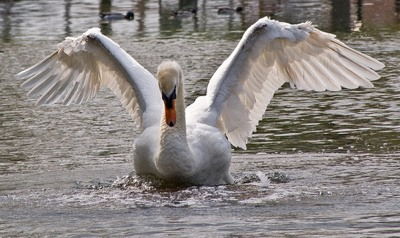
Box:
17, 28, 162, 130
201, 17, 384, 149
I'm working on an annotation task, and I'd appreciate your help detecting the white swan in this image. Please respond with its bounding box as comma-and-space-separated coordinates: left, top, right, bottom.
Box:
17, 17, 384, 185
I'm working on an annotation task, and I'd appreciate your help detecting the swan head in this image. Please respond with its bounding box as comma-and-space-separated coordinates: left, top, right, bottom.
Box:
156, 61, 182, 127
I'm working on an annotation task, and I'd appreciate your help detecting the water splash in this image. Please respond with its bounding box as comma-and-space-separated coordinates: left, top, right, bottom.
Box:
256, 171, 270, 187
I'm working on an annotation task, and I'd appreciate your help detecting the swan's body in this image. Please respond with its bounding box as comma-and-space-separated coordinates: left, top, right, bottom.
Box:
134, 114, 232, 185
133, 61, 233, 184
17, 17, 384, 185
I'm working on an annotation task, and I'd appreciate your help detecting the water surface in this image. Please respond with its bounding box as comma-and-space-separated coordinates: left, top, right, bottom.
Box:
1, 0, 399, 236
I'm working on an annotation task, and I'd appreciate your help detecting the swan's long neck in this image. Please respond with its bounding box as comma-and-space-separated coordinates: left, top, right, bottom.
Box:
157, 70, 195, 179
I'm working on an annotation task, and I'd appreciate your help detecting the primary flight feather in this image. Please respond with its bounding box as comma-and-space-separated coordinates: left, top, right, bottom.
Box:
17, 17, 384, 185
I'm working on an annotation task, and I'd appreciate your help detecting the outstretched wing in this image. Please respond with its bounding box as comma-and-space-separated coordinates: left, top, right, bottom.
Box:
196, 17, 384, 149
17, 28, 162, 130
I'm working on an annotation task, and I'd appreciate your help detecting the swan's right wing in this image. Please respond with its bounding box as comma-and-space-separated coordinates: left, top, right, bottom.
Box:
17, 28, 162, 130
197, 17, 384, 149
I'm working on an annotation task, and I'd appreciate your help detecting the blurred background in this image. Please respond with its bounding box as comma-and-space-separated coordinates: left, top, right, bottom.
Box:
0, 0, 400, 42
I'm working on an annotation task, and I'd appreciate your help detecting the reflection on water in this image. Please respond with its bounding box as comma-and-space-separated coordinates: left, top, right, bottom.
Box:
1, 0, 400, 41
0, 0, 400, 237
362, 0, 399, 28
0, 0, 13, 42
64, 0, 72, 37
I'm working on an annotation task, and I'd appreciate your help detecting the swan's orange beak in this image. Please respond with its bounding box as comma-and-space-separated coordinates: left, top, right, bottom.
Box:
162, 87, 177, 127
164, 101, 176, 127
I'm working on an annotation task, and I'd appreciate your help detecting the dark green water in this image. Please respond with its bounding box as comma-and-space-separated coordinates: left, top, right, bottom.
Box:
1, 0, 399, 236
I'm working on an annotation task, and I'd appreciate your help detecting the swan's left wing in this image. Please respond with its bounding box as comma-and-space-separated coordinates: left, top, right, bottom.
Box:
193, 17, 384, 149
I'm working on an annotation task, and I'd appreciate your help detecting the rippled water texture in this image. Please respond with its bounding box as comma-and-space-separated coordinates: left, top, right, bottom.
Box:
1, 0, 399, 236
